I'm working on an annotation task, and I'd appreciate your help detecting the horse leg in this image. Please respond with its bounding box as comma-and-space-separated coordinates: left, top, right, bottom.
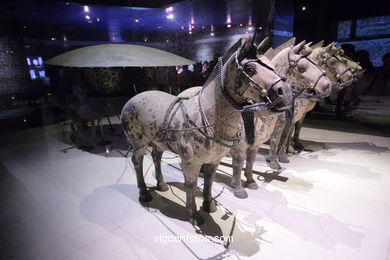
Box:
244, 148, 259, 190
266, 114, 285, 170
231, 151, 248, 199
132, 148, 153, 202
278, 124, 293, 163
292, 116, 305, 151
202, 162, 218, 213
181, 161, 204, 226
151, 146, 169, 191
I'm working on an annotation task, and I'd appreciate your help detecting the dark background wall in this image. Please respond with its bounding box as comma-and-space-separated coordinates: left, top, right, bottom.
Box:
0, 1, 32, 96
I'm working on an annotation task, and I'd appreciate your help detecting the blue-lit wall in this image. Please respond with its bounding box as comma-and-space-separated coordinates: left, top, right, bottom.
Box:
273, 0, 294, 48
337, 15, 390, 67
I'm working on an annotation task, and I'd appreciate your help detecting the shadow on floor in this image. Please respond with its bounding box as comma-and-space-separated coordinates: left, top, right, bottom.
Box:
79, 183, 266, 258
58, 124, 129, 157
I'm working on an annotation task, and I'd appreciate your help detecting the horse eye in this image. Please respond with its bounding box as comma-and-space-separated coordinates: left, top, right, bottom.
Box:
244, 67, 256, 75
297, 66, 306, 73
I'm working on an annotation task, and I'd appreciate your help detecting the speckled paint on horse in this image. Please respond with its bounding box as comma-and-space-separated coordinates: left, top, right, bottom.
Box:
121, 37, 293, 225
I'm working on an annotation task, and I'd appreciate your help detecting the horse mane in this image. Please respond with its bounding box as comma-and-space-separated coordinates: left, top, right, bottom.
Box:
265, 37, 296, 60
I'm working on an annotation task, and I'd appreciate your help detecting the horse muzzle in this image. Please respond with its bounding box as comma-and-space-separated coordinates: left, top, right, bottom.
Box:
268, 81, 293, 111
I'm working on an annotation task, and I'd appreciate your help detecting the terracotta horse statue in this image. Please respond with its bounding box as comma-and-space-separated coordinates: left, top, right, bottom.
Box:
269, 41, 363, 167
228, 38, 333, 198
120, 37, 293, 225
288, 42, 364, 153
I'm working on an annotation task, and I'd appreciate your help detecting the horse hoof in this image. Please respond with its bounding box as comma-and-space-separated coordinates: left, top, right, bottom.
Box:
294, 142, 304, 151
279, 156, 290, 163
139, 191, 153, 202
268, 160, 281, 170
157, 182, 169, 192
245, 181, 259, 190
287, 145, 296, 154
189, 215, 205, 226
234, 189, 248, 199
202, 200, 217, 213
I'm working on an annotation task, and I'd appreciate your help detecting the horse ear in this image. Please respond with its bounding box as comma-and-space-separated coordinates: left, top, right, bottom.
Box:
324, 42, 335, 52
311, 40, 324, 49
273, 37, 296, 55
292, 40, 306, 54
264, 47, 274, 59
238, 36, 256, 60
301, 42, 313, 56
256, 36, 270, 54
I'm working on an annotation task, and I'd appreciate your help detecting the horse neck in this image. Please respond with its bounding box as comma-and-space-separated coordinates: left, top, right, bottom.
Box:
272, 48, 291, 78
201, 65, 241, 139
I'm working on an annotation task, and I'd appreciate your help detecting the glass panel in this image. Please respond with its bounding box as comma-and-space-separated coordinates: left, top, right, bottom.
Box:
356, 15, 390, 38
337, 20, 351, 39
338, 38, 390, 67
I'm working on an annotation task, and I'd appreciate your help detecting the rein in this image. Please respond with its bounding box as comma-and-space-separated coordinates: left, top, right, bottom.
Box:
287, 49, 325, 100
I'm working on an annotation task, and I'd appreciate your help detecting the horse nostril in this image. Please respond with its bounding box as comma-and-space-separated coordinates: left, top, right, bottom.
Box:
277, 88, 283, 96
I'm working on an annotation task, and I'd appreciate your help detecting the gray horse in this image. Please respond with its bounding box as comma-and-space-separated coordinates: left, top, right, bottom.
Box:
269, 42, 363, 168
229, 38, 332, 198
121, 37, 293, 225
288, 42, 364, 153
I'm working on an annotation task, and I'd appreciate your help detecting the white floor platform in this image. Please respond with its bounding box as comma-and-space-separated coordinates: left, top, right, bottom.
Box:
1, 120, 390, 260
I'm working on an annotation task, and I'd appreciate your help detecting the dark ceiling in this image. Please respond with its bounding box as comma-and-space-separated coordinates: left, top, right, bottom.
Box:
39, 0, 185, 8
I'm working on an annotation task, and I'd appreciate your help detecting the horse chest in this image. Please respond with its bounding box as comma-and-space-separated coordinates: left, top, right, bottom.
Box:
293, 98, 312, 123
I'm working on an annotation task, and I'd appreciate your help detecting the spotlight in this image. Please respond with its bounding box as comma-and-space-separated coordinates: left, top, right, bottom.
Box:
50, 37, 56, 41
96, 17, 100, 22
248, 26, 253, 31
166, 14, 174, 20
301, 5, 307, 11
166, 7, 173, 13
210, 32, 214, 36
135, 19, 139, 22
85, 15, 90, 20
84, 6, 89, 13
227, 24, 231, 28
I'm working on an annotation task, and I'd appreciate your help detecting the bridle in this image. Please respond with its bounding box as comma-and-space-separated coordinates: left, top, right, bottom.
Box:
217, 46, 285, 110
315, 51, 362, 89
194, 48, 286, 147
288, 47, 327, 99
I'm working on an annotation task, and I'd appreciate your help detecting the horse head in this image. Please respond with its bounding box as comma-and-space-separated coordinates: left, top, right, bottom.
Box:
219, 36, 293, 112
266, 38, 333, 100
309, 41, 363, 89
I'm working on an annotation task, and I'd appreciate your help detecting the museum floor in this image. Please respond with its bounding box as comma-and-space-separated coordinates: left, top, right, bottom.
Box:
1, 117, 390, 260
